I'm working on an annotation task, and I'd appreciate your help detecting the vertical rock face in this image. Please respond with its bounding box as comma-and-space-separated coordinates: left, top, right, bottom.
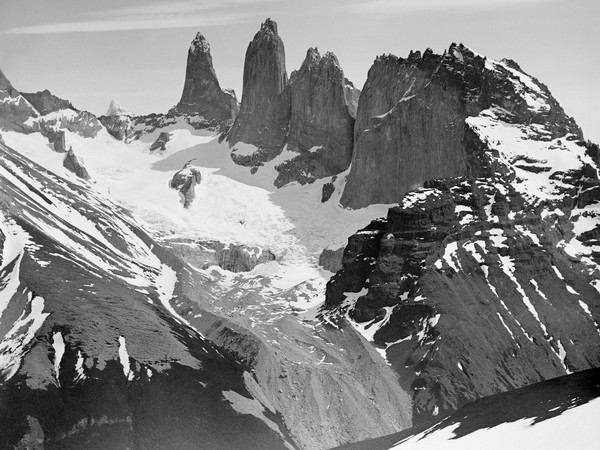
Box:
227, 18, 290, 166
274, 49, 355, 187
173, 33, 239, 122
340, 44, 581, 209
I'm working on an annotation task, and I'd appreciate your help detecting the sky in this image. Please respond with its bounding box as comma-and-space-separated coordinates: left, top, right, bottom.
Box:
0, 0, 598, 142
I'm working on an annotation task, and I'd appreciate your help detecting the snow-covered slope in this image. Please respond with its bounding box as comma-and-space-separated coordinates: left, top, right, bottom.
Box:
0, 139, 298, 449
324, 44, 600, 426
338, 368, 600, 450
0, 118, 413, 449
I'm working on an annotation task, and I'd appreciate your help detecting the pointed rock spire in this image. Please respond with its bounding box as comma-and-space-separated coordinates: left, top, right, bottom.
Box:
173, 32, 239, 122
227, 18, 290, 165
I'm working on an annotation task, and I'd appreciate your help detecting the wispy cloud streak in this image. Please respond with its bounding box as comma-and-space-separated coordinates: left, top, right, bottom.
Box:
352, 0, 554, 14
2, 0, 281, 35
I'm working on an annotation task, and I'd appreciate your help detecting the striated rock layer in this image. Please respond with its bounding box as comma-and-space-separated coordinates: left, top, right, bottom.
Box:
341, 44, 581, 208
173, 32, 239, 122
274, 48, 355, 187
228, 18, 290, 166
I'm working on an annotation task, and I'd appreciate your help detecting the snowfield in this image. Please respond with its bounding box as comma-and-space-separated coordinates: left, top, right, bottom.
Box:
2, 126, 393, 311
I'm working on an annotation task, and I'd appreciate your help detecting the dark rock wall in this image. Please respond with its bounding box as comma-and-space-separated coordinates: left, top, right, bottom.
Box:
22, 90, 75, 115
228, 19, 290, 165
340, 44, 582, 209
274, 49, 354, 187
99, 115, 132, 141
174, 33, 239, 122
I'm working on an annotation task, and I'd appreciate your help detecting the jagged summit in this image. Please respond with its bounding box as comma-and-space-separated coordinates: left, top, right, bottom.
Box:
261, 17, 278, 34
340, 42, 582, 208
189, 32, 210, 54
275, 47, 355, 186
172, 31, 239, 121
105, 99, 131, 117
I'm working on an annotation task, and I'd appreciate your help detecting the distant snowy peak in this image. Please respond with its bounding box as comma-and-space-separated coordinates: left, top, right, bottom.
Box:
105, 99, 132, 117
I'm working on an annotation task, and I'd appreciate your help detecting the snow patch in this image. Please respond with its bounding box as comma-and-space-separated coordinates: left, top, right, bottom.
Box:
118, 336, 134, 381
52, 331, 65, 383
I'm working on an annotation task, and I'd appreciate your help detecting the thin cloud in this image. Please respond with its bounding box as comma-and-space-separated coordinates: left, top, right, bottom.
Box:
352, 0, 554, 14
1, 0, 281, 35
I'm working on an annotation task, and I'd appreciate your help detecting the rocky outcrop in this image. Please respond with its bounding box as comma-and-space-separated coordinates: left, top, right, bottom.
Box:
173, 33, 239, 123
99, 100, 133, 141
343, 78, 360, 118
318, 247, 344, 273
326, 171, 600, 424
63, 147, 90, 180
227, 19, 290, 166
47, 129, 66, 153
150, 132, 171, 152
325, 45, 600, 425
169, 160, 202, 208
340, 44, 581, 208
274, 49, 355, 187
105, 99, 131, 117
0, 143, 293, 450
166, 239, 276, 272
22, 89, 75, 115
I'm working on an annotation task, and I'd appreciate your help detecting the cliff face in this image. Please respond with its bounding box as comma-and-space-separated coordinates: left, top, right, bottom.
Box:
274, 49, 355, 187
325, 45, 600, 423
340, 44, 581, 209
227, 19, 290, 166
173, 32, 239, 122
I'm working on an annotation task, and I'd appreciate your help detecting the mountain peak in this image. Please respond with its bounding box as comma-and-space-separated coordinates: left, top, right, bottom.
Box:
0, 68, 15, 92
105, 99, 131, 117
190, 32, 210, 54
173, 32, 238, 120
261, 18, 278, 35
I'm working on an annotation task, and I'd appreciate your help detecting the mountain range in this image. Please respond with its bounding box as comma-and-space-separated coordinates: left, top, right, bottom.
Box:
1, 17, 599, 449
